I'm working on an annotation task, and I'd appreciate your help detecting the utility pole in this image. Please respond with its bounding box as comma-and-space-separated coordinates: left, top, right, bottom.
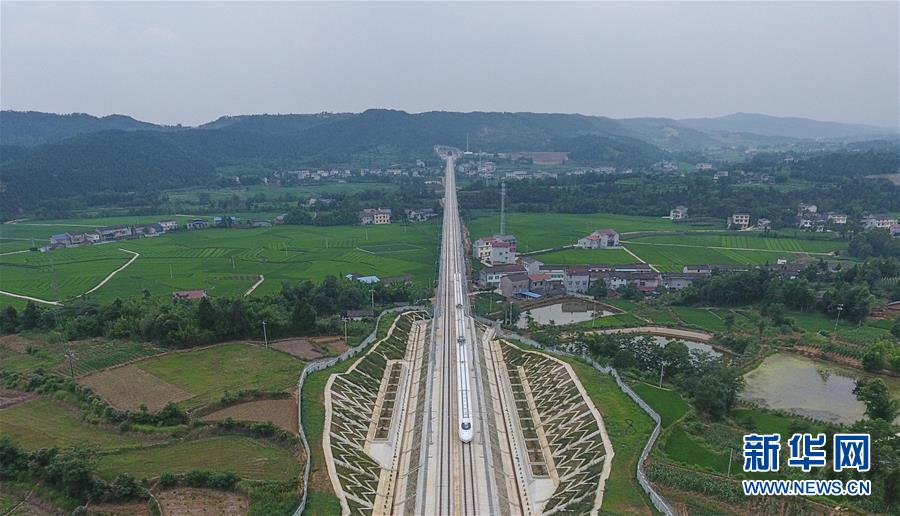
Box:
64, 348, 76, 378
833, 303, 844, 334
500, 180, 507, 236
658, 361, 665, 388
261, 321, 268, 349
370, 289, 376, 312
727, 448, 734, 477
342, 317, 348, 343
169, 264, 174, 280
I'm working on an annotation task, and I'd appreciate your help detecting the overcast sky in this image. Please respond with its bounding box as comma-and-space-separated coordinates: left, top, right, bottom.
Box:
2, 1, 898, 127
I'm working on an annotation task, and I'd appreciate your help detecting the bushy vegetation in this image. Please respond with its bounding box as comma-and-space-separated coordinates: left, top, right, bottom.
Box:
1, 369, 188, 428
678, 258, 900, 323
582, 333, 744, 419
0, 437, 148, 507
1, 276, 426, 348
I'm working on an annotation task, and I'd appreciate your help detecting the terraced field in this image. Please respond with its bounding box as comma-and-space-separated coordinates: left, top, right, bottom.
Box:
0, 221, 439, 304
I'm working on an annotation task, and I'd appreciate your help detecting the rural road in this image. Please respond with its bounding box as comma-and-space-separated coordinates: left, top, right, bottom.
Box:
79, 248, 141, 297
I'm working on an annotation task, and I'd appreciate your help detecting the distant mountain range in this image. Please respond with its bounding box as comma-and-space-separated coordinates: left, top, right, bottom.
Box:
2, 109, 895, 148
0, 108, 897, 217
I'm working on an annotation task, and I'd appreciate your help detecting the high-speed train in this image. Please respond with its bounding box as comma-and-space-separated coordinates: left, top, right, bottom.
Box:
454, 274, 474, 443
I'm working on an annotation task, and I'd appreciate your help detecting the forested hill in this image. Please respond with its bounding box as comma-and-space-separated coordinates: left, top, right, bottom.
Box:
1, 109, 897, 219
0, 111, 166, 146
0, 109, 667, 216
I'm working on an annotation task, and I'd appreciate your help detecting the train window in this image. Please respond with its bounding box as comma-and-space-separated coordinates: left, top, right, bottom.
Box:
461, 422, 471, 430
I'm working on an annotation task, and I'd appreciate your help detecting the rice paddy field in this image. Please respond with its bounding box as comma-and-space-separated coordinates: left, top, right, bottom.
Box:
466, 212, 683, 251
0, 220, 440, 305
527, 248, 638, 265
466, 212, 849, 273
624, 232, 847, 254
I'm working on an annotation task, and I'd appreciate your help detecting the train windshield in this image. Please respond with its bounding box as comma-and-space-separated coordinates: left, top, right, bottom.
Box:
461, 422, 471, 430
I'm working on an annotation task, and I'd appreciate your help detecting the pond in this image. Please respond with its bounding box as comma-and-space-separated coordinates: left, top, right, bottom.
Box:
741, 353, 900, 425
647, 335, 720, 358
517, 300, 614, 328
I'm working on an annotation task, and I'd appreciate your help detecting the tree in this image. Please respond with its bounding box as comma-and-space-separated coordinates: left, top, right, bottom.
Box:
587, 279, 607, 300
291, 301, 317, 334
723, 312, 735, 332
685, 364, 744, 419
21, 301, 39, 330
861, 341, 889, 372
197, 297, 216, 330
619, 283, 642, 300
853, 378, 899, 422
0, 306, 18, 334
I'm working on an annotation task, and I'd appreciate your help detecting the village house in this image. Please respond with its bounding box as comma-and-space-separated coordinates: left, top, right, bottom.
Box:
756, 218, 771, 229
728, 213, 751, 230
696, 163, 714, 171
172, 290, 207, 300
661, 272, 707, 290
518, 256, 544, 275
499, 272, 530, 298
97, 225, 133, 241
473, 235, 518, 265
606, 271, 660, 291
186, 218, 209, 230
577, 229, 620, 249
862, 213, 897, 230
345, 273, 380, 284
563, 266, 592, 294
669, 206, 688, 220
406, 208, 438, 222
826, 213, 848, 225
359, 208, 392, 225
478, 264, 525, 288
158, 220, 178, 232
683, 264, 751, 274
133, 223, 164, 237
891, 224, 900, 238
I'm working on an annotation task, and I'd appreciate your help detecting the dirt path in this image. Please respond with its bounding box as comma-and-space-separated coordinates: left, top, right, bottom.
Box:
0, 289, 61, 305
620, 245, 659, 272
78, 248, 140, 297
583, 326, 713, 341
244, 274, 265, 297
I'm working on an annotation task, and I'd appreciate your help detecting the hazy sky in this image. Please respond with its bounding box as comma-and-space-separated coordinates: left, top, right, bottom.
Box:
2, 1, 898, 127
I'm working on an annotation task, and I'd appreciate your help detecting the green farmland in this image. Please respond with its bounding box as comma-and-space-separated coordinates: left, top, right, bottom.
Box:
624, 232, 847, 254
0, 221, 439, 305
626, 243, 799, 272
529, 248, 638, 265
134, 343, 304, 409
95, 435, 301, 482
466, 212, 684, 252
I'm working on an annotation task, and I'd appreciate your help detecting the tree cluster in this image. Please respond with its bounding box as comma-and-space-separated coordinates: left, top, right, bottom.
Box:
582, 333, 744, 419
1, 276, 429, 348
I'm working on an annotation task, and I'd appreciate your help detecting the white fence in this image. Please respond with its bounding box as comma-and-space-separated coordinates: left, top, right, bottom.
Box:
292, 306, 427, 516
477, 315, 675, 516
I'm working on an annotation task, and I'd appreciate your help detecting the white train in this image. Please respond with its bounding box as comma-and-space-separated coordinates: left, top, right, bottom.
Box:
455, 275, 473, 443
